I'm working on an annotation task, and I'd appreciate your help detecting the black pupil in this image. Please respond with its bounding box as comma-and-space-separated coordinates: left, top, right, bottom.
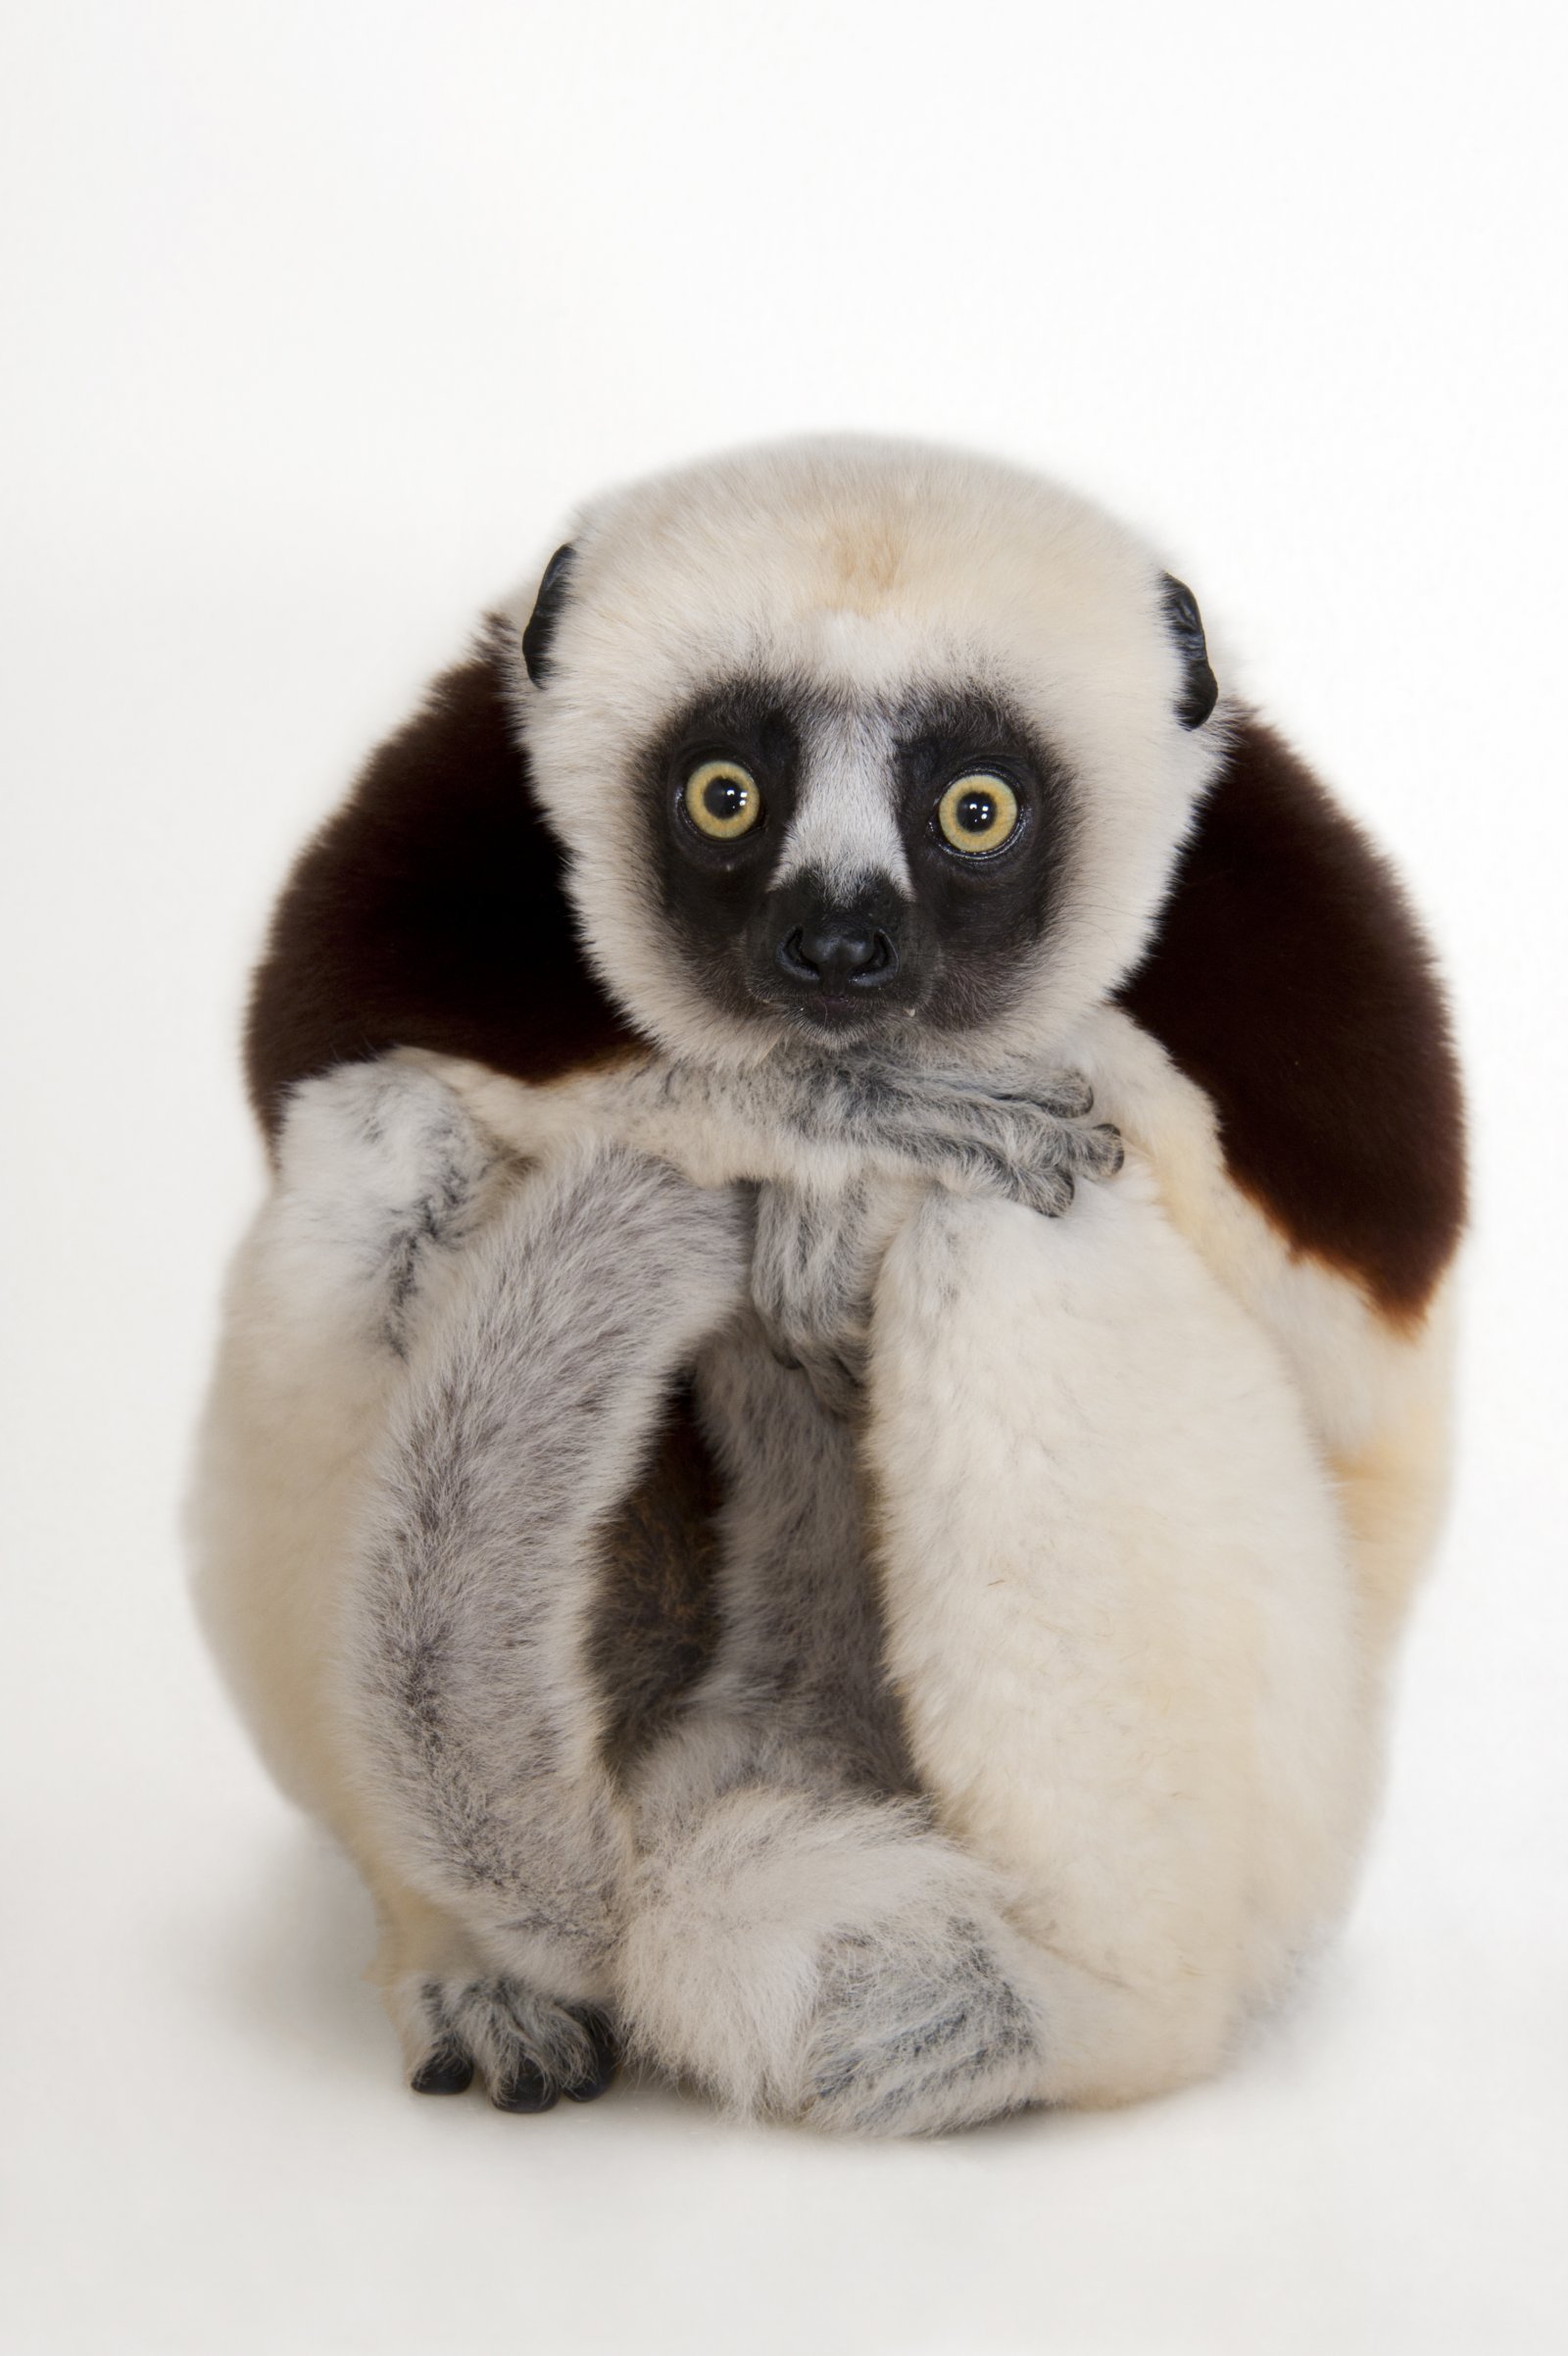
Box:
956, 790, 997, 833
704, 776, 748, 822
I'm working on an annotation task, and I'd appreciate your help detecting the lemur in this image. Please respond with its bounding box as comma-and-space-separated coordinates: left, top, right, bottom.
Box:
191, 437, 1464, 2133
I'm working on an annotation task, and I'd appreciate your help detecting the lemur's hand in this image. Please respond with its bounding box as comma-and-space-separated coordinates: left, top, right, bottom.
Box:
618, 1051, 1124, 1213
399, 1046, 1122, 1220
826, 1060, 1124, 1218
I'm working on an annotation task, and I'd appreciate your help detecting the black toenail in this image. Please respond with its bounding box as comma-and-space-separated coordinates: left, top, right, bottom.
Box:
564, 2010, 620, 2102
564, 2073, 614, 2103
491, 2064, 559, 2114
412, 2047, 473, 2096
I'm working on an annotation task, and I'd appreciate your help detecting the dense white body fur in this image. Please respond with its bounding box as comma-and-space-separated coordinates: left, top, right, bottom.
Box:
1071, 1006, 1455, 1660
193, 437, 1457, 2130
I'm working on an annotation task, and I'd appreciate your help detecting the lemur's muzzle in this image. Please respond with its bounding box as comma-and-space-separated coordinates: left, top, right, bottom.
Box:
775, 911, 899, 992
753, 871, 915, 1025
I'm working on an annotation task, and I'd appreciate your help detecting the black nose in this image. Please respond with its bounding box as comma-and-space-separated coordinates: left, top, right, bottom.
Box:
777, 917, 899, 991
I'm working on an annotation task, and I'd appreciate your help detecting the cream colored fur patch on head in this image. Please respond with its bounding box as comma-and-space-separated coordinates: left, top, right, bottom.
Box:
502, 436, 1226, 1067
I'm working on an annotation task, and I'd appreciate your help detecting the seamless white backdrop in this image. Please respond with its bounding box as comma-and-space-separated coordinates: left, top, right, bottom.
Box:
3, 5, 1565, 2352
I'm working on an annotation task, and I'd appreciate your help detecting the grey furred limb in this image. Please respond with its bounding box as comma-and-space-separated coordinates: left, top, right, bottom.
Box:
340, 1134, 750, 2003
421, 1040, 1122, 1218
599, 1048, 1125, 1215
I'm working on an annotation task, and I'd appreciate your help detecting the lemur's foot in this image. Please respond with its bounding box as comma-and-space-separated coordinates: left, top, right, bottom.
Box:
401, 1974, 618, 2111
799, 1907, 1044, 2135
620, 1783, 1047, 2135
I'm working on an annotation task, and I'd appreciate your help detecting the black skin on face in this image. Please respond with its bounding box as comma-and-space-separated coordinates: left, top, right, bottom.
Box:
641, 676, 1077, 1045
891, 686, 1076, 1037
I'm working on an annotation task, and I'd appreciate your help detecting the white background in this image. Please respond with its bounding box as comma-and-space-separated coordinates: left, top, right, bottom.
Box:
3, 4, 1565, 2351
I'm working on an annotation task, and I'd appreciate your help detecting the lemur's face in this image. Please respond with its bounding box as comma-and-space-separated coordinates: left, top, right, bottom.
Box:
645, 675, 1073, 1048
516, 439, 1223, 1069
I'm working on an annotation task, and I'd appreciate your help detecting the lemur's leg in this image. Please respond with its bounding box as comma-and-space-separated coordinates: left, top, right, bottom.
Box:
863, 1162, 1377, 2108
619, 1309, 1057, 2136
193, 1055, 749, 2107
334, 1145, 749, 2097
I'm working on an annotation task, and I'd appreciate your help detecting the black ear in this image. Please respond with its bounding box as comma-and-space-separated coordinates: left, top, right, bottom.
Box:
521, 543, 577, 686
1160, 573, 1219, 730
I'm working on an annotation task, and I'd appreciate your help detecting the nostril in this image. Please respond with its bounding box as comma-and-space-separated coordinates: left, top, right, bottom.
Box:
775, 926, 818, 982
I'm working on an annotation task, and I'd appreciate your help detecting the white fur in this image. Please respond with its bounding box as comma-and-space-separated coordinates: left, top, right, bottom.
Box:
1065, 1002, 1457, 1656
771, 706, 914, 897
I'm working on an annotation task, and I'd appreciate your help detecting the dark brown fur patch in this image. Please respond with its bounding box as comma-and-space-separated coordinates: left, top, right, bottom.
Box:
588, 1383, 724, 1774
245, 628, 637, 1138
1116, 714, 1466, 1320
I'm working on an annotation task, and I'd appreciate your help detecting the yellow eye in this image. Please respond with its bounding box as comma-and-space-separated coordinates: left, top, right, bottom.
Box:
936, 773, 1020, 854
685, 759, 762, 840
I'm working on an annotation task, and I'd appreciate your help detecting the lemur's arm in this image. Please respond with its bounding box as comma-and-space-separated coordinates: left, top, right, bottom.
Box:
411, 1045, 1124, 1218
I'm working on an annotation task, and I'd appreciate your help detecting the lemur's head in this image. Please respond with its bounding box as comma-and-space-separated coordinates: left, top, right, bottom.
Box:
512, 438, 1225, 1067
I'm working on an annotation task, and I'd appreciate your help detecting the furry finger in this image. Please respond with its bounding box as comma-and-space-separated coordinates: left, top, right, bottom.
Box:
1028, 1071, 1097, 1120
1075, 1121, 1126, 1181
